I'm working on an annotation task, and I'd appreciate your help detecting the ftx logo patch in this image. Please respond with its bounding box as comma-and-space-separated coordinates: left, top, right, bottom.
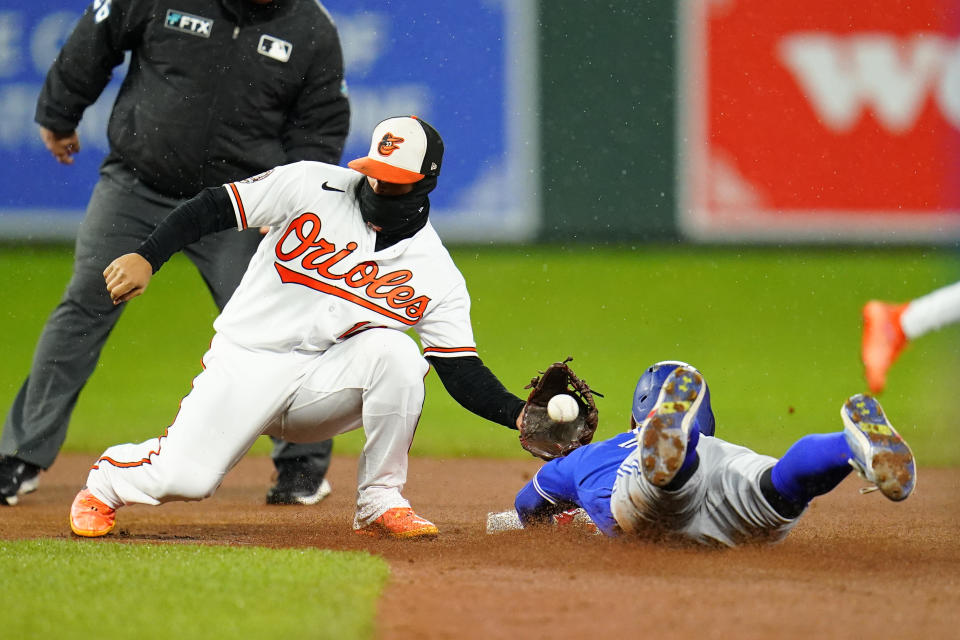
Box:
164, 9, 213, 37
258, 35, 293, 62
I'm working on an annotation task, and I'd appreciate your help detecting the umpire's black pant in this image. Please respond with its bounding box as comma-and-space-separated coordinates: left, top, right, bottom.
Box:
0, 160, 332, 477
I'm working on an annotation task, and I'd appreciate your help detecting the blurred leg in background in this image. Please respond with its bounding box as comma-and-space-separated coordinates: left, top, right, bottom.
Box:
862, 281, 960, 393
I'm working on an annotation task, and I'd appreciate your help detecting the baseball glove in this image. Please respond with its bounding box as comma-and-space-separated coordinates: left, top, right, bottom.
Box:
519, 357, 601, 460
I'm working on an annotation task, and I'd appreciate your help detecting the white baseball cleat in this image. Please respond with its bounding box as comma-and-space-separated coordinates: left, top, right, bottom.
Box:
638, 365, 706, 487
842, 394, 915, 501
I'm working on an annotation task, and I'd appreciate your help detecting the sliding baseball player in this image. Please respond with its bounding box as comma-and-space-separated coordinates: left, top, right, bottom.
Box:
493, 361, 915, 547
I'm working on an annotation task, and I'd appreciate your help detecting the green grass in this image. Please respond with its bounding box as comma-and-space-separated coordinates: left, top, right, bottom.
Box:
1, 244, 957, 640
436, 245, 960, 464
2, 244, 958, 464
0, 539, 388, 640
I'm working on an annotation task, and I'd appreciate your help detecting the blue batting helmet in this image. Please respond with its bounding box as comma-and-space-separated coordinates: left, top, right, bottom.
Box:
631, 360, 715, 437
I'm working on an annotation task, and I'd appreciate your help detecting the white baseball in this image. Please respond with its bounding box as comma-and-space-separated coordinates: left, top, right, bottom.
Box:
547, 394, 579, 422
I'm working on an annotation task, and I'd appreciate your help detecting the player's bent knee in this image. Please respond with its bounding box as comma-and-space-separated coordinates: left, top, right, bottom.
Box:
367, 330, 429, 383
155, 466, 223, 501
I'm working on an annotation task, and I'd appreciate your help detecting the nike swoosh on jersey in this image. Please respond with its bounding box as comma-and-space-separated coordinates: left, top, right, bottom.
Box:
321, 181, 345, 192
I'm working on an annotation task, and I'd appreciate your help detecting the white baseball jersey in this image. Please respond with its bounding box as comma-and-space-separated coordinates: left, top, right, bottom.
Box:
85, 160, 475, 525
219, 161, 477, 358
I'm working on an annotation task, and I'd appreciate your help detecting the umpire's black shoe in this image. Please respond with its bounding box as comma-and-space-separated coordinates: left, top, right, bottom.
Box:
266, 466, 332, 506
0, 455, 41, 506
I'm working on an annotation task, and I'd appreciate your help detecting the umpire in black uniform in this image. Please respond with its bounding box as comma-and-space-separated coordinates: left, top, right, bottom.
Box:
0, 0, 349, 506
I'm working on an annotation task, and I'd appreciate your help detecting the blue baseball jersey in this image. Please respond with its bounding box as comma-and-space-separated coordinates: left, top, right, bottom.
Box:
514, 430, 639, 537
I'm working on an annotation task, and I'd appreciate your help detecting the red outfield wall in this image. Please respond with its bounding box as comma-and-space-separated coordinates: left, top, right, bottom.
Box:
679, 0, 960, 242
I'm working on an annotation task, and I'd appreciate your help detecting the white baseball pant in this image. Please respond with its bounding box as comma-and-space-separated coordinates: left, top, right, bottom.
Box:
610, 436, 800, 547
85, 328, 429, 527
901, 280, 960, 339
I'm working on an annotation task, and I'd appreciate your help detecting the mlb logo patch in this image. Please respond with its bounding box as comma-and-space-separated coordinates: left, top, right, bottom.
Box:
164, 9, 213, 37
258, 35, 293, 62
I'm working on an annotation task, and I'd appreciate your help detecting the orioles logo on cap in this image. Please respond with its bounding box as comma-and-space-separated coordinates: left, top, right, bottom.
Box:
377, 132, 404, 156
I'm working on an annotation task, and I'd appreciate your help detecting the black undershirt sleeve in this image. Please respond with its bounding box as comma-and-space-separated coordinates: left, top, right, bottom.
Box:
426, 355, 526, 430
136, 187, 238, 273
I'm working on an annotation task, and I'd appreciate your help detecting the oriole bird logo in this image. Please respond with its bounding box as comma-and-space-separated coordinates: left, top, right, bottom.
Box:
377, 132, 404, 156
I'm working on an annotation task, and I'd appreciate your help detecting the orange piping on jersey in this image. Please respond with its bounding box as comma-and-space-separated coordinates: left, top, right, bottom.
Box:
92, 427, 170, 470
338, 321, 370, 340
228, 183, 248, 229
96, 338, 214, 472
423, 346, 478, 354
406, 369, 429, 452
91, 334, 217, 473
276, 263, 423, 325
92, 352, 205, 472
337, 321, 388, 340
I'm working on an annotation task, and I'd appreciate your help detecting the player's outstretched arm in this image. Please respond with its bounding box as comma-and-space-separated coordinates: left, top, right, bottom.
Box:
103, 254, 153, 305
514, 481, 561, 526
514, 473, 577, 526
427, 355, 526, 429
102, 187, 237, 305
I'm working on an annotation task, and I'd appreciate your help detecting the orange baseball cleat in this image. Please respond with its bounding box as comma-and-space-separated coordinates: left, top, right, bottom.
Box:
69, 488, 116, 537
861, 301, 908, 394
355, 507, 438, 539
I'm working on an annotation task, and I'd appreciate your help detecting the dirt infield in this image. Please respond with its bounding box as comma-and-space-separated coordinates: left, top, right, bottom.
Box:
2, 453, 957, 639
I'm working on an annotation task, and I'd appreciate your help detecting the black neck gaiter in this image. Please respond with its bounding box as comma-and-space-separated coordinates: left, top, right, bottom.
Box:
356, 176, 436, 251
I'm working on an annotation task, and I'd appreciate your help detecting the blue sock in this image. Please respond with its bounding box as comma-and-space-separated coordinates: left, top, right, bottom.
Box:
770, 433, 853, 505
663, 427, 700, 491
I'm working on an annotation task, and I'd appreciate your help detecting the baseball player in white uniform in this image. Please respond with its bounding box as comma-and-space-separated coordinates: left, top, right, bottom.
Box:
69, 116, 529, 539
862, 281, 960, 393
499, 361, 916, 547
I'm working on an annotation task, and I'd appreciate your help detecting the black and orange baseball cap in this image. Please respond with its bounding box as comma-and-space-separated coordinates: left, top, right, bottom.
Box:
348, 116, 443, 184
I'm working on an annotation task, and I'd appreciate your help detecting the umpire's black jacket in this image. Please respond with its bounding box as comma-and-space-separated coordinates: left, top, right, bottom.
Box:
35, 0, 350, 198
